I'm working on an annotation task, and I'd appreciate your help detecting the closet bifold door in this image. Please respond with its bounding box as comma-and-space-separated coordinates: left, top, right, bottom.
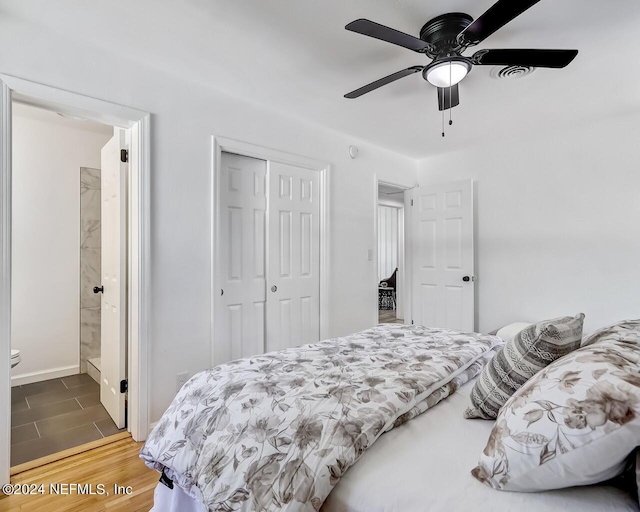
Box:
266, 161, 320, 352
216, 152, 267, 364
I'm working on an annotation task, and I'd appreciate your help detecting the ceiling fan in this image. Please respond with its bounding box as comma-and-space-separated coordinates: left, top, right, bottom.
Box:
344, 0, 578, 113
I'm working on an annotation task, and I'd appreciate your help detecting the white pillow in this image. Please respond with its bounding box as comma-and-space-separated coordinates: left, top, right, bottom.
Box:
495, 322, 532, 343
472, 319, 640, 491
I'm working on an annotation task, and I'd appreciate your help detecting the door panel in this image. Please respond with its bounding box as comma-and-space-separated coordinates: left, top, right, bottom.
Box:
215, 153, 267, 364
411, 180, 474, 332
267, 161, 320, 351
100, 129, 127, 429
279, 211, 292, 276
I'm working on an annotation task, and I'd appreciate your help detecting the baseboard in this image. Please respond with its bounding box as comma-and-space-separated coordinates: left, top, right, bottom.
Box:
11, 365, 80, 387
86, 361, 100, 384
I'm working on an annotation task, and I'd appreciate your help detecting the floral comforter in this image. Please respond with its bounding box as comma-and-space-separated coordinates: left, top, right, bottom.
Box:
140, 324, 502, 512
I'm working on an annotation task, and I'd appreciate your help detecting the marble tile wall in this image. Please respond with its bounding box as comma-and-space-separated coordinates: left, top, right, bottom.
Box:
80, 168, 101, 373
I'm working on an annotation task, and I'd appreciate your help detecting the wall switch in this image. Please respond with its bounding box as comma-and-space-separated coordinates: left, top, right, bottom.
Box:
368, 249, 373, 261
176, 371, 190, 392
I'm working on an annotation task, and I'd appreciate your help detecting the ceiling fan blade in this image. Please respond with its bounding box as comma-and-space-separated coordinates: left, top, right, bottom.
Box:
344, 66, 423, 99
472, 49, 578, 68
346, 19, 432, 53
458, 0, 541, 46
437, 85, 460, 111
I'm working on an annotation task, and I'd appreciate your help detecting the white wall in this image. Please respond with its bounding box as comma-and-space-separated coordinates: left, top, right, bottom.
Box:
11, 104, 112, 385
0, 27, 417, 421
418, 112, 640, 335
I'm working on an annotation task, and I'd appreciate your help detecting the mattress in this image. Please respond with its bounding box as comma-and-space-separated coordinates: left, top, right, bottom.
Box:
151, 379, 638, 512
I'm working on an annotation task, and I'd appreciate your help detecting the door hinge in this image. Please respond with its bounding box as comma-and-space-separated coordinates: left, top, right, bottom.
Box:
120, 149, 129, 163
120, 379, 128, 393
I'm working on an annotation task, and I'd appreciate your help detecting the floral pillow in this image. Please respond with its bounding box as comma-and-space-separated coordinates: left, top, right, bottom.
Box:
472, 319, 640, 492
581, 319, 640, 347
636, 450, 640, 504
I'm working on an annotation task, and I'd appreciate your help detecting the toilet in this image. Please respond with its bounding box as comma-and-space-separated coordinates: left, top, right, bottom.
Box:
11, 349, 21, 368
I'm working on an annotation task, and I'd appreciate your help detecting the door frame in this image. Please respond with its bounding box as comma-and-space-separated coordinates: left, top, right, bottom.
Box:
376, 201, 404, 321
211, 136, 331, 366
374, 177, 411, 325
0, 74, 151, 484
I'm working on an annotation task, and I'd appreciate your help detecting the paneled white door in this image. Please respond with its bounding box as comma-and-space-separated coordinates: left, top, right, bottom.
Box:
410, 180, 474, 332
215, 153, 267, 363
100, 129, 127, 428
266, 161, 320, 351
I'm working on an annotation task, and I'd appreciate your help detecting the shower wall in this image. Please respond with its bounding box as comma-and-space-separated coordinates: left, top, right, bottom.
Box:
80, 167, 101, 372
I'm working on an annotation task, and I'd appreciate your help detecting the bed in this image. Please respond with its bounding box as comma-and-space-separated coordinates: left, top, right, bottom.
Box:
142, 324, 639, 512
149, 376, 637, 512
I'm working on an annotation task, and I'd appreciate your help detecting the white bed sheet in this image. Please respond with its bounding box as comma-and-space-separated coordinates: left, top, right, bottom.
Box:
150, 380, 638, 512
322, 380, 638, 512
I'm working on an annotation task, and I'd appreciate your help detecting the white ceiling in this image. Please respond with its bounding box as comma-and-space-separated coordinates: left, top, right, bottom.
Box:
3, 0, 640, 158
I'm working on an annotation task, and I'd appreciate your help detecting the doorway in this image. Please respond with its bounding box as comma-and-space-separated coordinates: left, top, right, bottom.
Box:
9, 102, 127, 468
377, 182, 407, 325
0, 74, 151, 484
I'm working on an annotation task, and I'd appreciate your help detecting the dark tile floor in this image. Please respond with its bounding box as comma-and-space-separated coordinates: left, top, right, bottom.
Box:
379, 309, 404, 324
11, 374, 125, 466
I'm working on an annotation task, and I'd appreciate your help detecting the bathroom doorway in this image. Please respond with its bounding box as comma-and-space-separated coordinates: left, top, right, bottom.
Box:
9, 102, 126, 469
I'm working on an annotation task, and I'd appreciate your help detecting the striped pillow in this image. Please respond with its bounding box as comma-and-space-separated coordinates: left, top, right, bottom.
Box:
465, 313, 585, 420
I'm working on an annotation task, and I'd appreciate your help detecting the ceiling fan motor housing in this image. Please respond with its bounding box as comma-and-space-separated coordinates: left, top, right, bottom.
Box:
419, 13, 473, 58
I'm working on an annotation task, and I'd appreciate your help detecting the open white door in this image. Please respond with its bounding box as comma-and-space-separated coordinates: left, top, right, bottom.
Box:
410, 180, 474, 332
266, 161, 320, 351
215, 152, 267, 364
100, 129, 127, 428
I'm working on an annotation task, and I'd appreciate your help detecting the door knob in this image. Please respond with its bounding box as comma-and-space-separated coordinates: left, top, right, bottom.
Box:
271, 285, 277, 293
462, 276, 470, 282
93, 286, 104, 294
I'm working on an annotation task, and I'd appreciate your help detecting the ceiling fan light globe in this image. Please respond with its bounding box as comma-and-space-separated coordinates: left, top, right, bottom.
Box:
425, 60, 470, 88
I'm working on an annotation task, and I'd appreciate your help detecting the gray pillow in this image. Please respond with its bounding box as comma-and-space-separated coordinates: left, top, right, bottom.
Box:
465, 313, 585, 420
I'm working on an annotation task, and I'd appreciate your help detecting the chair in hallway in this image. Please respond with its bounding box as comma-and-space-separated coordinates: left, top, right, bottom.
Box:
378, 268, 398, 310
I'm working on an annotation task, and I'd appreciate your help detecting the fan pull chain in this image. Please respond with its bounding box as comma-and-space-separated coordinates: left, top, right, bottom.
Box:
449, 62, 453, 126
441, 81, 445, 137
